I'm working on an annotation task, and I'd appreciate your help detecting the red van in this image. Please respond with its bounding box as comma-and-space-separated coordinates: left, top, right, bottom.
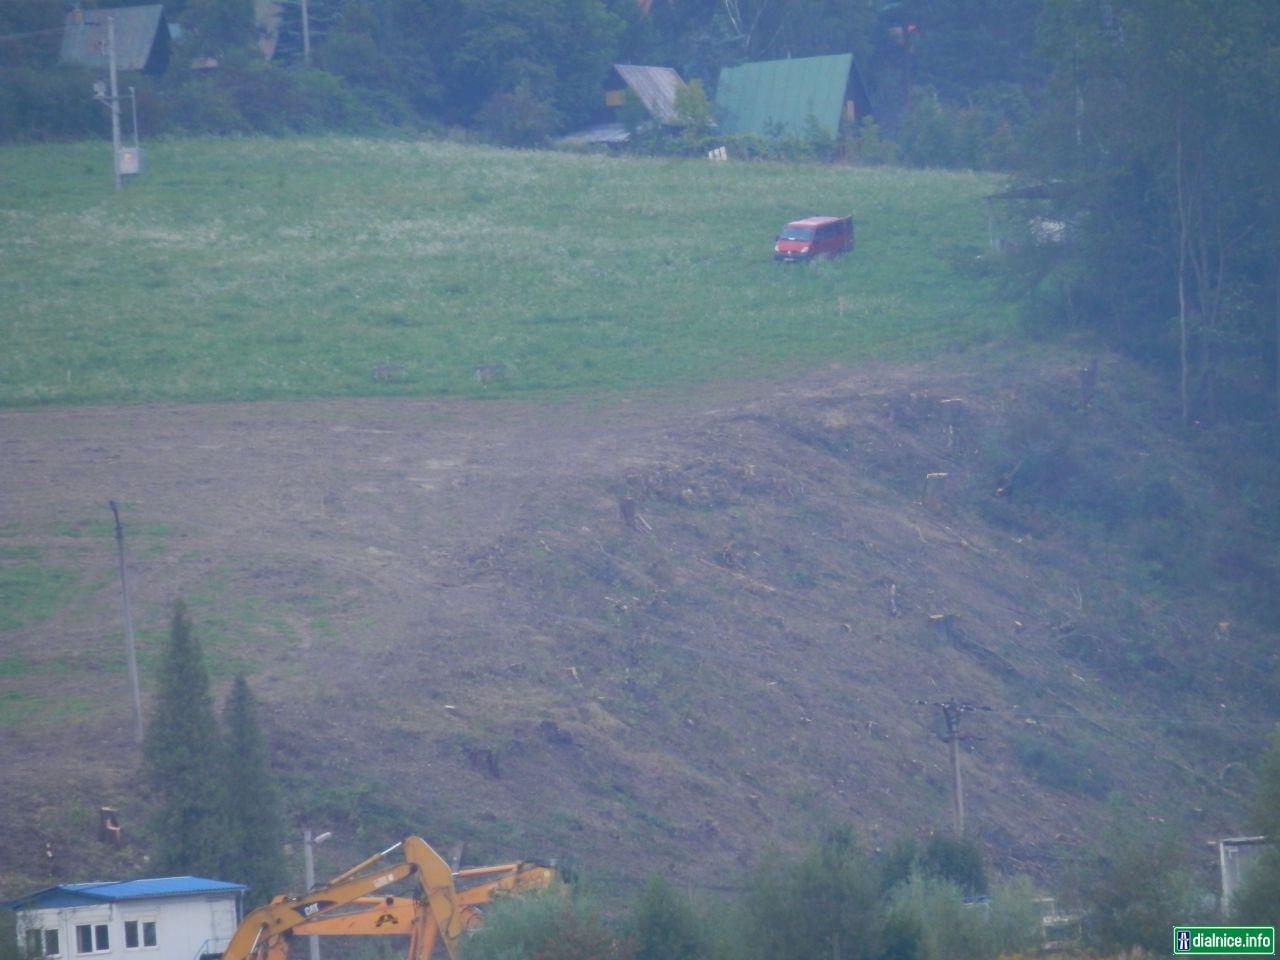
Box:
773, 216, 855, 261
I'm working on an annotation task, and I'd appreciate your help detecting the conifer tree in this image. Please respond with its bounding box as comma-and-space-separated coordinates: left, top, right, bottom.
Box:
144, 601, 232, 878
222, 674, 288, 908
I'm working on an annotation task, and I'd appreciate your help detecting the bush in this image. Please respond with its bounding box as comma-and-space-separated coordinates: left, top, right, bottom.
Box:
884, 873, 1042, 960
1067, 799, 1204, 953
460, 890, 628, 960
628, 876, 709, 960
1013, 733, 1111, 799
0, 66, 102, 141
477, 81, 562, 146
739, 828, 881, 960
881, 834, 988, 896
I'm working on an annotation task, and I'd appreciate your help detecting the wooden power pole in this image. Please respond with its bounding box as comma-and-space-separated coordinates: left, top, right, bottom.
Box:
916, 699, 988, 834
109, 501, 144, 744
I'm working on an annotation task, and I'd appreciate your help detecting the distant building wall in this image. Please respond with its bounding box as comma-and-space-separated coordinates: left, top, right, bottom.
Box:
15, 894, 240, 960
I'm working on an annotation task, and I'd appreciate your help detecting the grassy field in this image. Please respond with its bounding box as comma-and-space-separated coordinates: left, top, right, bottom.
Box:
0, 137, 1009, 406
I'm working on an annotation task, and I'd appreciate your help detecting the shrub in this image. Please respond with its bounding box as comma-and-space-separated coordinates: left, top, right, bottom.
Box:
477, 81, 562, 146
460, 891, 628, 960
1067, 799, 1204, 953
884, 873, 1042, 960
0, 66, 102, 141
628, 876, 709, 960
1013, 733, 1111, 799
881, 834, 988, 896
739, 828, 881, 960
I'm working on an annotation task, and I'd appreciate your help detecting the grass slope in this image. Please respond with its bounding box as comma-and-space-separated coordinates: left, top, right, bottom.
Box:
0, 138, 1008, 405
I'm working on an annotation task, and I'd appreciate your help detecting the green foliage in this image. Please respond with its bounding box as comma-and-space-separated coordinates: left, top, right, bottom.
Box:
477, 81, 562, 146
881, 834, 988, 897
144, 601, 232, 878
851, 117, 900, 166
0, 561, 78, 631
627, 876, 709, 960
739, 828, 881, 960
1249, 731, 1280, 838
222, 675, 288, 907
1031, 0, 1280, 423
1068, 799, 1203, 953
0, 911, 20, 960
1231, 732, 1280, 926
0, 66, 101, 142
459, 891, 628, 960
1012, 733, 1111, 799
673, 79, 715, 141
178, 0, 258, 60
883, 874, 1040, 960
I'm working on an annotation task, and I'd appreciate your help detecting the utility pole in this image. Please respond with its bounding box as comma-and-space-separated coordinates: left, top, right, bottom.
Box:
916, 699, 988, 834
302, 829, 332, 960
109, 501, 144, 745
107, 16, 122, 190
300, 0, 311, 63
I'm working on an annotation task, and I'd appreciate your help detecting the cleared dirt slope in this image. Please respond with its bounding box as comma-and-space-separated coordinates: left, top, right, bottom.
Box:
1, 352, 1276, 896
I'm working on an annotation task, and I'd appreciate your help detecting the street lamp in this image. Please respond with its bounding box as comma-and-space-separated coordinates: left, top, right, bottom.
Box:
302, 829, 333, 960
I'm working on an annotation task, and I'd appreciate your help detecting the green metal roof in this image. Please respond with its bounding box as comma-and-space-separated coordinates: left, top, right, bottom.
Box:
715, 53, 854, 139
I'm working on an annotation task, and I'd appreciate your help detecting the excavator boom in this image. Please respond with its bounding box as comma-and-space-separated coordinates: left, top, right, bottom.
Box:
221, 837, 556, 960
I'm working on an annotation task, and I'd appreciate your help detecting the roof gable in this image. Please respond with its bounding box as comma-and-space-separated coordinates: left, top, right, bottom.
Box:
612, 64, 686, 124
715, 53, 855, 138
60, 5, 168, 73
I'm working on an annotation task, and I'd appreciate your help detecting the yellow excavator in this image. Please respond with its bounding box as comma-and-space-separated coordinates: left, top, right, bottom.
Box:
221, 836, 557, 960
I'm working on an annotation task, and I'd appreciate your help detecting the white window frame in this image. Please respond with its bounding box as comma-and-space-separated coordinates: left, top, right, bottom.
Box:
123, 919, 158, 951
44, 928, 63, 957
74, 923, 110, 955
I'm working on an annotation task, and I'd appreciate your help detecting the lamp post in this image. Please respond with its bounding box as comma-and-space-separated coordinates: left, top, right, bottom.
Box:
302, 829, 333, 960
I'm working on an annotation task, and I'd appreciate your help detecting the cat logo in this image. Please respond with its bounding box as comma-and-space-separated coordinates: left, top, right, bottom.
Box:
374, 913, 399, 928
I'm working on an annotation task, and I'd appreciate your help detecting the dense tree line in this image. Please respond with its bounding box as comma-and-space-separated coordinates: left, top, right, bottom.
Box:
1, 0, 1041, 151
1023, 0, 1280, 428
145, 602, 287, 909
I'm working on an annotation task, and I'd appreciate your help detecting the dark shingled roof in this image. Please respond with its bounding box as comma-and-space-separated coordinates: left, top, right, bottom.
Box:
60, 5, 169, 74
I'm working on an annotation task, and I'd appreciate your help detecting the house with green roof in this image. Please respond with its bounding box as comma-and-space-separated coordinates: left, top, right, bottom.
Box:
714, 53, 873, 140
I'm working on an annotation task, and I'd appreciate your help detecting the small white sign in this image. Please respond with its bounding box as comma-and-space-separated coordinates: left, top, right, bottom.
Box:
118, 147, 142, 176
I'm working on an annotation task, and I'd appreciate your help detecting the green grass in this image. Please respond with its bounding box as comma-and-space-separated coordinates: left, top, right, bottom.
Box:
0, 561, 80, 630
0, 137, 1010, 406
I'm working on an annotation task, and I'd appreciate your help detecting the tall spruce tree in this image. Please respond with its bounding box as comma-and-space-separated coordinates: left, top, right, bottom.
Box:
144, 601, 232, 878
222, 675, 288, 907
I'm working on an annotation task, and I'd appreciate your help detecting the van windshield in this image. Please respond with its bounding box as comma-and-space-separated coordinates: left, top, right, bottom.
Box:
778, 227, 815, 241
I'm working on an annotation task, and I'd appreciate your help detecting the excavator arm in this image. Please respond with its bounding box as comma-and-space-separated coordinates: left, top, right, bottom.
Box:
224, 842, 416, 960
222, 837, 556, 960
291, 860, 558, 960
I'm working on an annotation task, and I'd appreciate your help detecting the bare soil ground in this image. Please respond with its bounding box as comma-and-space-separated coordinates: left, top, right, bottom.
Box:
1, 355, 1274, 897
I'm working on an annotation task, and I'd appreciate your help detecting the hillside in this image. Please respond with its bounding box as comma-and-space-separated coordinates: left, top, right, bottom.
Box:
1, 138, 1278, 902
3, 354, 1278, 898
0, 137, 1007, 406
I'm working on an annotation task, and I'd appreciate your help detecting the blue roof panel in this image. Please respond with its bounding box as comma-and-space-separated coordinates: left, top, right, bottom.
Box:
7, 878, 245, 911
